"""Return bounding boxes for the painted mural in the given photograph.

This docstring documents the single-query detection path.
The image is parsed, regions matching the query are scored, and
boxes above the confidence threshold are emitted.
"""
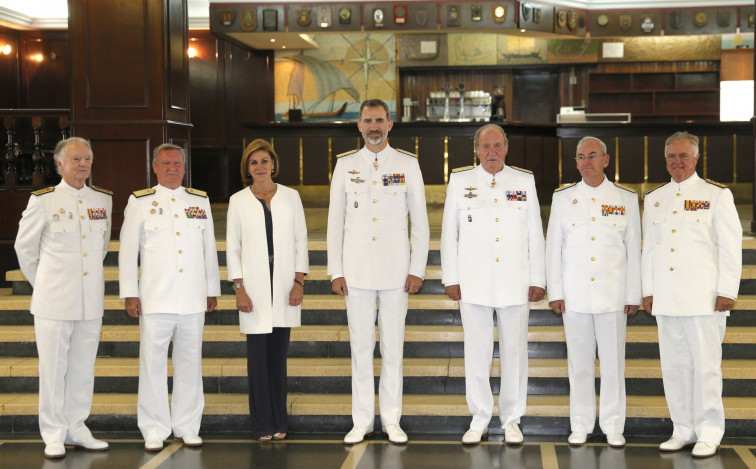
[274,33,396,121]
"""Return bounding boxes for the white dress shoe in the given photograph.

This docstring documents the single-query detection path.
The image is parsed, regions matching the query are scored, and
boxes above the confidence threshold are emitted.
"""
[65,435,109,451]
[145,439,165,452]
[176,435,203,447]
[382,425,408,444]
[568,432,588,446]
[606,433,626,448]
[44,442,66,459]
[659,436,696,452]
[504,423,523,445]
[462,429,488,445]
[692,441,719,458]
[343,427,374,445]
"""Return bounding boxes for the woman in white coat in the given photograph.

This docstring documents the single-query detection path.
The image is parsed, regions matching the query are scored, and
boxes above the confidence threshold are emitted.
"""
[226,139,309,442]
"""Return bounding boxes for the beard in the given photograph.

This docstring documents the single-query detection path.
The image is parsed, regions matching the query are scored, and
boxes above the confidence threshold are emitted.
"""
[363,131,386,146]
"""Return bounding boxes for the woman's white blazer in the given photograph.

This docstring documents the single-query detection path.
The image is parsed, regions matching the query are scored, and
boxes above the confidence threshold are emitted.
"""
[226,185,309,334]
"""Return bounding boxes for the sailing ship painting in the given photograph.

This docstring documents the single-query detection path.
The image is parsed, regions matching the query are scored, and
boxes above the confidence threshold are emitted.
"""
[284,54,360,120]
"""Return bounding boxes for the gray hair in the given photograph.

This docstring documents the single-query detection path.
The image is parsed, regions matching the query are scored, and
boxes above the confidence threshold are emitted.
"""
[53,137,92,176]
[473,124,508,150]
[665,131,700,156]
[152,143,187,165]
[576,136,607,156]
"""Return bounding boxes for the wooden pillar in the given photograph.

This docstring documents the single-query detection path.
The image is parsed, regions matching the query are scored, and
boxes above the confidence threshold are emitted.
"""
[68,0,191,227]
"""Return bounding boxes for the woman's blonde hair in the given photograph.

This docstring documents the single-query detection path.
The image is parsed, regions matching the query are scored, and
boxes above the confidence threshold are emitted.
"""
[240,139,280,186]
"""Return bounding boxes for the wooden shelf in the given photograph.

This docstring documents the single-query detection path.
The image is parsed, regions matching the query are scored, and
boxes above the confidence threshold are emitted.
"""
[588,70,720,122]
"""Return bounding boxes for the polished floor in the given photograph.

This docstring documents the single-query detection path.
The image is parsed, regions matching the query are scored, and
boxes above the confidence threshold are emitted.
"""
[1,434,755,469]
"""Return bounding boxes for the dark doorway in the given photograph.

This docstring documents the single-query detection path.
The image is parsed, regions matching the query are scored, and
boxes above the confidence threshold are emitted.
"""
[511,69,558,123]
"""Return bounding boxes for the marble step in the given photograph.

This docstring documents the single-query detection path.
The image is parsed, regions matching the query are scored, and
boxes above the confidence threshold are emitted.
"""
[0,324,755,360]
[1,357,754,397]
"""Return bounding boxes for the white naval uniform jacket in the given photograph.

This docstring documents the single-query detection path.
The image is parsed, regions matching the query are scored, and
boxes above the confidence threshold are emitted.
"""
[327,145,430,290]
[641,173,741,316]
[226,185,309,334]
[441,164,546,307]
[15,180,112,320]
[119,185,221,315]
[545,176,641,314]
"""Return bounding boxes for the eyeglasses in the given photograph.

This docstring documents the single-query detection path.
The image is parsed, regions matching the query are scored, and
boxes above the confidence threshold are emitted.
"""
[665,153,692,161]
[575,154,600,161]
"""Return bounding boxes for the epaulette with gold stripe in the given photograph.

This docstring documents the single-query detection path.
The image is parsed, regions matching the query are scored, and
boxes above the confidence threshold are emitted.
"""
[554,182,577,193]
[32,186,55,196]
[90,185,113,196]
[133,188,156,198]
[396,148,418,158]
[704,178,727,189]
[613,182,636,194]
[186,187,208,198]
[336,149,359,158]
[452,165,474,173]
[510,165,533,174]
[645,182,669,196]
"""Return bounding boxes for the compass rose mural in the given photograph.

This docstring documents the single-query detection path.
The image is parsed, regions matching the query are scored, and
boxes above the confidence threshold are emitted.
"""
[274,33,396,121]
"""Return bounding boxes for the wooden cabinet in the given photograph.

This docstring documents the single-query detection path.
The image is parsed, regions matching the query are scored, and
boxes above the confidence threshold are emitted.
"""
[588,71,720,122]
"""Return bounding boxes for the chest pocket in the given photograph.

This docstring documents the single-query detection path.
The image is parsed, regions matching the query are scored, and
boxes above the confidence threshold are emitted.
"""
[143,217,172,248]
[49,220,78,252]
[459,200,487,231]
[683,209,713,225]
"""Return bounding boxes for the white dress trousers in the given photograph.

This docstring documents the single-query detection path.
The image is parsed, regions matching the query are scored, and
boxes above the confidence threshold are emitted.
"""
[345,287,408,429]
[138,313,205,441]
[657,315,727,445]
[562,310,627,434]
[460,302,529,431]
[34,316,102,445]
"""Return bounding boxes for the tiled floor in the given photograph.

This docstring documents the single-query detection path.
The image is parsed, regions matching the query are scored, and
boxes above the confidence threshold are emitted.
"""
[1,435,755,469]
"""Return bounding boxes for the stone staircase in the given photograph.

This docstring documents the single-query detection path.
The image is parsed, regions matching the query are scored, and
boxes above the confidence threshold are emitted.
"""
[1,232,755,437]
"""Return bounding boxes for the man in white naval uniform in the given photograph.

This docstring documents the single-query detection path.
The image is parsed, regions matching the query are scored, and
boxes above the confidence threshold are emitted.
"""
[441,124,545,445]
[119,143,220,451]
[15,137,112,459]
[642,131,741,458]
[328,99,430,445]
[545,137,641,448]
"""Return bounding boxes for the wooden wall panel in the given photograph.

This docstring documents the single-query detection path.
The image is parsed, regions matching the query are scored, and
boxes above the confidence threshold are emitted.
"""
[736,134,754,183]
[20,31,69,109]
[0,27,20,108]
[705,135,734,183]
[167,0,190,119]
[189,33,223,146]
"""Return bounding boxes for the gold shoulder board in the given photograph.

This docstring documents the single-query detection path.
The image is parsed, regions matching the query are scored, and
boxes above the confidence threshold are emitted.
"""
[186,187,208,198]
[704,179,727,189]
[510,165,533,174]
[133,188,156,198]
[613,182,636,194]
[554,182,577,193]
[32,186,55,196]
[452,165,475,173]
[644,182,669,196]
[336,149,359,158]
[90,185,113,196]
[396,148,418,158]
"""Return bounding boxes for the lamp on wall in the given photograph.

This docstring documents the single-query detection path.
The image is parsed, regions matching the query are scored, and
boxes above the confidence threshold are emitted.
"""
[1,44,11,55]
[187,46,198,58]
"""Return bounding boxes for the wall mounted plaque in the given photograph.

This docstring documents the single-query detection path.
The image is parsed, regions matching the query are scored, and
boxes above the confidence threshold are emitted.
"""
[298,8,311,27]
[718,11,730,27]
[394,5,407,24]
[641,15,654,33]
[317,7,332,28]
[619,15,632,31]
[567,10,577,30]
[693,12,708,27]
[218,9,236,27]
[596,14,608,27]
[493,5,507,24]
[557,10,567,28]
[670,11,683,29]
[241,8,257,31]
[471,5,482,22]
[415,7,428,26]
[448,5,460,26]
[339,7,351,25]
[373,8,385,28]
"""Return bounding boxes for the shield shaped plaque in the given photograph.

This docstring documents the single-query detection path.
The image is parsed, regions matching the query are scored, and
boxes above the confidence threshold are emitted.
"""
[218,9,236,27]
[241,8,257,31]
[298,8,312,27]
[619,14,632,31]
[415,8,428,26]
